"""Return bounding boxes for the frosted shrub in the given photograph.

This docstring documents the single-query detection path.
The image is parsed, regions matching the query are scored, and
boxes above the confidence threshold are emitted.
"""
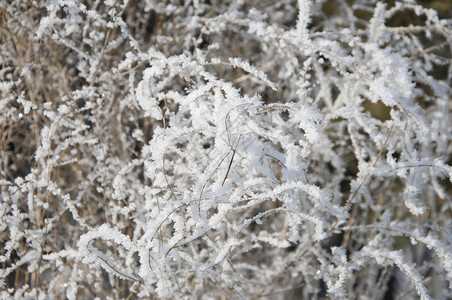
[1,0,451,299]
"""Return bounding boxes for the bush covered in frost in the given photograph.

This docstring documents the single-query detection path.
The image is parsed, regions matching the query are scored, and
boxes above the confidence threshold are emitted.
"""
[1,0,452,299]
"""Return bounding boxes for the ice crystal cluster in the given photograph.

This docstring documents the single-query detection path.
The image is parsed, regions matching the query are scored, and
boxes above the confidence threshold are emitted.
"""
[1,0,452,299]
